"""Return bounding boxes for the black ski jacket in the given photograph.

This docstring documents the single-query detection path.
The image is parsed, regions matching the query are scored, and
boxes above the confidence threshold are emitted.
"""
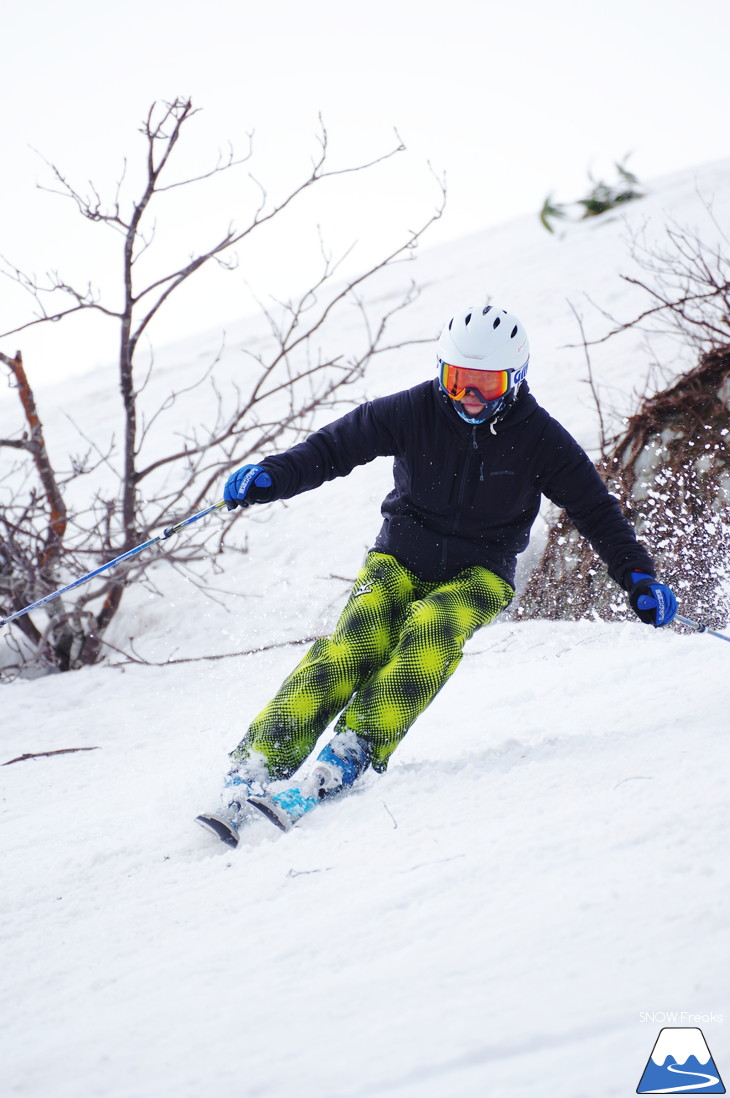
[260,380,653,589]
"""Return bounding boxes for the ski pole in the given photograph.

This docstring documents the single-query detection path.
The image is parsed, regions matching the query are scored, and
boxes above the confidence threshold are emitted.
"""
[675,613,730,644]
[0,500,228,630]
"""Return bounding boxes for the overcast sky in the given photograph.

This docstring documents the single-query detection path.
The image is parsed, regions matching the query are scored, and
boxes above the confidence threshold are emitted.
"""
[2,0,727,386]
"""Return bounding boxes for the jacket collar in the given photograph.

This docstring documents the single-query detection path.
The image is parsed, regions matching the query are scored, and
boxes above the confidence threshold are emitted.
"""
[430,379,538,437]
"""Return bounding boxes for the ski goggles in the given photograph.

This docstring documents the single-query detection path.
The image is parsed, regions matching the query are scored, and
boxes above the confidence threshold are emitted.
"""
[440,360,513,403]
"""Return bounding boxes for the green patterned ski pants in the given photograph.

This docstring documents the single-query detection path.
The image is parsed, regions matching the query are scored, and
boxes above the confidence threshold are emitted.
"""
[232,551,513,778]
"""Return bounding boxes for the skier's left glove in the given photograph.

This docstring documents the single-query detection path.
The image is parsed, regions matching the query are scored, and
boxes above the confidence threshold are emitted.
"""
[628,572,678,628]
[223,464,275,510]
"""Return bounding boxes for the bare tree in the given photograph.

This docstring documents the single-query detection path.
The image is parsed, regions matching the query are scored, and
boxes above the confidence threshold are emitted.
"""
[0,98,445,677]
[584,207,730,352]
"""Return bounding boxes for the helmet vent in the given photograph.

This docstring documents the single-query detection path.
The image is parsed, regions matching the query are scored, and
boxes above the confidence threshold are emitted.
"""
[511,325,518,338]
[448,318,453,330]
[492,316,501,329]
[483,305,492,315]
[464,312,472,325]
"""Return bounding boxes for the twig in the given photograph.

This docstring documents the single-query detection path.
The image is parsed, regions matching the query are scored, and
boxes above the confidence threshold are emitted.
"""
[567,300,608,457]
[3,746,101,765]
[100,634,321,667]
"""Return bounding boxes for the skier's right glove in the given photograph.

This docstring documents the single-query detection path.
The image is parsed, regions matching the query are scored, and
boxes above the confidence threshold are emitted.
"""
[223,464,275,510]
[628,572,678,628]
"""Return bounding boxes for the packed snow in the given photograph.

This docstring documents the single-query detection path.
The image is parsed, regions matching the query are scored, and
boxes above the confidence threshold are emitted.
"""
[2,161,729,1098]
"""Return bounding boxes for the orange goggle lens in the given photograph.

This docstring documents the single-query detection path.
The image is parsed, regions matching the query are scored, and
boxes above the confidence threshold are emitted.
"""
[440,362,510,403]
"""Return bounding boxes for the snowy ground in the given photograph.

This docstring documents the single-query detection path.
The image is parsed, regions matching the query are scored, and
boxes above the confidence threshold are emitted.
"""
[2,161,729,1097]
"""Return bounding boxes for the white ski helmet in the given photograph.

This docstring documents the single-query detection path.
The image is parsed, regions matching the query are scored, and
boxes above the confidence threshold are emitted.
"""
[437,303,530,423]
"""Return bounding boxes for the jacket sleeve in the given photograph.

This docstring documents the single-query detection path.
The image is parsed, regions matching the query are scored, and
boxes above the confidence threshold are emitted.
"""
[539,420,655,589]
[258,393,403,500]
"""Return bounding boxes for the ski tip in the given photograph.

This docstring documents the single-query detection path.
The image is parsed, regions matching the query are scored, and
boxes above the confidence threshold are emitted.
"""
[247,794,295,832]
[195,813,240,848]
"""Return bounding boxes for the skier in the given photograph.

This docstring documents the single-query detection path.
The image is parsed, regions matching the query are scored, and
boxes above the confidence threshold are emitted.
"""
[198,304,677,842]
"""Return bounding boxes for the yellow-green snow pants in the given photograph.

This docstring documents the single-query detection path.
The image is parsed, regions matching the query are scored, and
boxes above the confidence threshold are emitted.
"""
[232,551,513,778]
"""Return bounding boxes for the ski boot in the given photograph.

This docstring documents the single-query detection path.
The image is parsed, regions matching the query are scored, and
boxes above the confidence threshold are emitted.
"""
[195,755,269,847]
[247,729,371,832]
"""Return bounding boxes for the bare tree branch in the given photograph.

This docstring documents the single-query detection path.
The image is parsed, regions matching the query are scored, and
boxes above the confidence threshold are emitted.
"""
[3,747,100,766]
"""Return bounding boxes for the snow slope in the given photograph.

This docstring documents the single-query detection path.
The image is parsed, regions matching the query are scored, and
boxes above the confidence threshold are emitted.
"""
[2,161,729,1098]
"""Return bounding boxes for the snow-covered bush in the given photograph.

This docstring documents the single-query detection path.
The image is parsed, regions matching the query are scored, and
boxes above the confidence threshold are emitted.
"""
[520,346,730,626]
[521,215,730,626]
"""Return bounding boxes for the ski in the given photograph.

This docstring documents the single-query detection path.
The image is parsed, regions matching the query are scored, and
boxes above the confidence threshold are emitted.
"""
[195,812,241,848]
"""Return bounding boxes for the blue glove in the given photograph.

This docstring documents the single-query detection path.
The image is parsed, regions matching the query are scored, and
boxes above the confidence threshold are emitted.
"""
[628,572,678,627]
[223,464,274,510]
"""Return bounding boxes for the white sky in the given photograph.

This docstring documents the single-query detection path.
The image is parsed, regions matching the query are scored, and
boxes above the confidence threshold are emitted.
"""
[1,0,728,387]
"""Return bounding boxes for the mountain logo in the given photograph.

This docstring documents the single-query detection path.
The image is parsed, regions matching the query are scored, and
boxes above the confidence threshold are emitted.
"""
[637,1027,725,1093]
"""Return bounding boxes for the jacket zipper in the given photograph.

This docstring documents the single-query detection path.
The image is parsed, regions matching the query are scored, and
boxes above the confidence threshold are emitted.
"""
[473,427,484,481]
[441,428,480,570]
